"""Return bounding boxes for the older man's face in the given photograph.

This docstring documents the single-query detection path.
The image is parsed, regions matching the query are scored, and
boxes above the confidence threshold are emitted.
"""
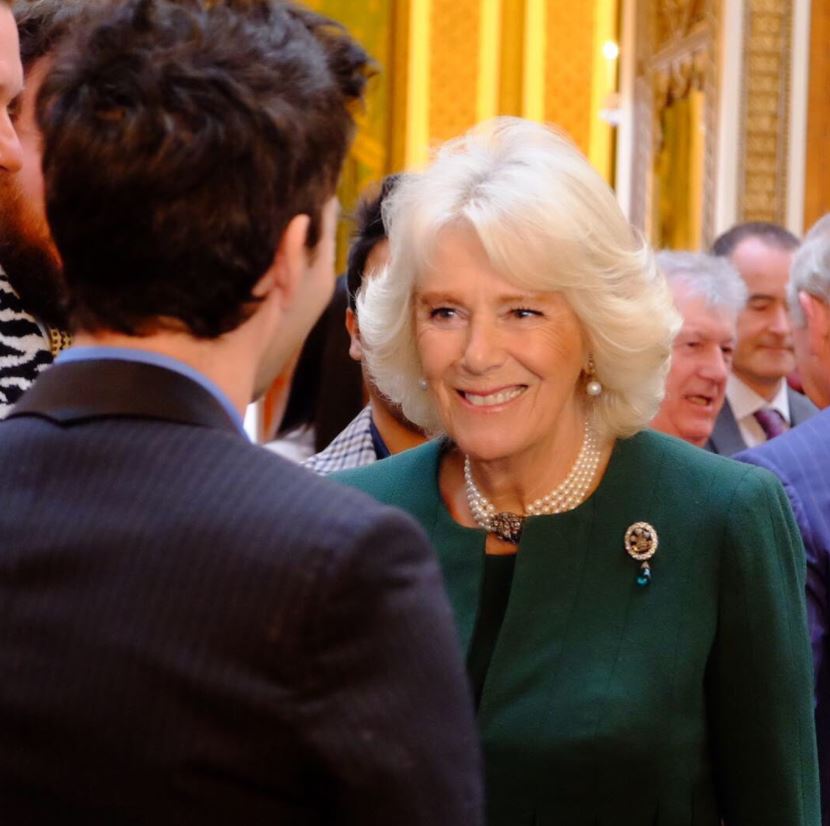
[0,55,65,327]
[651,283,736,447]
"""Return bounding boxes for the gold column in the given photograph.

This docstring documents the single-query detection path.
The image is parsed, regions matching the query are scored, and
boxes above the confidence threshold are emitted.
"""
[805,0,830,226]
[588,0,618,181]
[522,0,547,120]
[499,0,525,115]
[406,0,432,167]
[477,0,503,122]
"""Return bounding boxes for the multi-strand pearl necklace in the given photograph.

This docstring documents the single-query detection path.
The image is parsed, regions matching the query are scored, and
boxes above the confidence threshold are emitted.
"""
[463,419,601,544]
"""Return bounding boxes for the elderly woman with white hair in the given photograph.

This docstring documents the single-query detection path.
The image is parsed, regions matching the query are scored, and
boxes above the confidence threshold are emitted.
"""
[335,118,818,825]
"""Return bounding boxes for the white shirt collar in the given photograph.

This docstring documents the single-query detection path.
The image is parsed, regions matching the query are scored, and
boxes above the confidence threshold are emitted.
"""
[727,374,791,423]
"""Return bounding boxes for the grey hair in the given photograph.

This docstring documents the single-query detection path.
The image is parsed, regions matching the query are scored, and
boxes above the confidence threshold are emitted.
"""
[356,117,681,441]
[789,235,830,326]
[656,251,747,316]
[805,212,830,242]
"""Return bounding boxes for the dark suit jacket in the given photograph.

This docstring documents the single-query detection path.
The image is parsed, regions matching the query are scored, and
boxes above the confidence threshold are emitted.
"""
[735,408,830,825]
[0,359,482,825]
[706,386,818,455]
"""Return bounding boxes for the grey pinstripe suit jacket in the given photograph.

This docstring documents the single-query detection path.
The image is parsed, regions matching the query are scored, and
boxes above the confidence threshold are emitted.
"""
[736,408,830,825]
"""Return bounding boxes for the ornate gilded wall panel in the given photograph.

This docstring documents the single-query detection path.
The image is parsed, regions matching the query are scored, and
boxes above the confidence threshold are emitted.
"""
[738,0,792,223]
[429,0,482,144]
[629,0,719,249]
[655,0,706,43]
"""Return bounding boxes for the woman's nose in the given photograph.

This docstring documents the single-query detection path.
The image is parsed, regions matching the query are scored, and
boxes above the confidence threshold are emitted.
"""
[461,317,504,374]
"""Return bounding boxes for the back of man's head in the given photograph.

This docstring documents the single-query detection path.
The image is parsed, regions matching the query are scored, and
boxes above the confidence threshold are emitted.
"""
[790,235,830,326]
[788,233,830,407]
[711,221,799,258]
[15,0,92,70]
[804,212,830,243]
[37,0,369,338]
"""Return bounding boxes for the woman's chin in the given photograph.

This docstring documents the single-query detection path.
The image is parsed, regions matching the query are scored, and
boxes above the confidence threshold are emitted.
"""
[454,436,525,465]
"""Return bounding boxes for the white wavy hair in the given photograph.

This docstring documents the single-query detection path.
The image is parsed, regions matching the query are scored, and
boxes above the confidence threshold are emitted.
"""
[656,251,747,316]
[356,117,680,439]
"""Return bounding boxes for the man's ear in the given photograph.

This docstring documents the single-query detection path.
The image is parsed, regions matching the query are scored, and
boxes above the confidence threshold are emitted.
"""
[345,307,363,362]
[252,214,311,305]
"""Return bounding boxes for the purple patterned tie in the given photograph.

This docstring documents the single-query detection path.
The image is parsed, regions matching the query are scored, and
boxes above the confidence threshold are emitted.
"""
[753,408,789,441]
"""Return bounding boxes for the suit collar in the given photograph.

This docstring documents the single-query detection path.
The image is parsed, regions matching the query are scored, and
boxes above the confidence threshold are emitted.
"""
[706,398,747,456]
[8,359,244,436]
[788,385,819,425]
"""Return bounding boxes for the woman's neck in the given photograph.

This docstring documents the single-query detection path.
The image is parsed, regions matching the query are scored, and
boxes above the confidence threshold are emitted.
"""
[467,410,590,513]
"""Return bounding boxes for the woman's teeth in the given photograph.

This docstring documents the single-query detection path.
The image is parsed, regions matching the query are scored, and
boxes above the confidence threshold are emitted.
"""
[463,387,524,406]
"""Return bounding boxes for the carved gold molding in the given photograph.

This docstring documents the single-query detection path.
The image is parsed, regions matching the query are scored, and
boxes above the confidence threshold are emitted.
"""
[630,0,719,247]
[738,0,792,223]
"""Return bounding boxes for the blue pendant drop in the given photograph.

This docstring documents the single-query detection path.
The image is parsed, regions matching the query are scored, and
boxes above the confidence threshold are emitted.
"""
[636,562,651,588]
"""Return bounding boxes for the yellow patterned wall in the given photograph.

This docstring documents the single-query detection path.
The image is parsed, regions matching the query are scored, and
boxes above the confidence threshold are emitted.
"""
[300,0,620,187]
[429,0,482,144]
[545,4,596,151]
[297,0,397,265]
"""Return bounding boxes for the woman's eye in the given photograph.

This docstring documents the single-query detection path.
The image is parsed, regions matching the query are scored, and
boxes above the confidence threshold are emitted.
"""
[512,307,541,319]
[429,307,457,320]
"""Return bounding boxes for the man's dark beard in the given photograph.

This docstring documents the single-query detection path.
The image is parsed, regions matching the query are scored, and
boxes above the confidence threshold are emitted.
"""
[0,201,68,330]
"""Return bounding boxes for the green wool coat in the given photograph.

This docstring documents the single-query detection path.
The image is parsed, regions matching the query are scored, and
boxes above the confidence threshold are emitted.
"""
[334,429,820,826]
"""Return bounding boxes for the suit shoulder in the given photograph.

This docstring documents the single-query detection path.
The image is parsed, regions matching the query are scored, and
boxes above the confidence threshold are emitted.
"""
[787,386,819,422]
[735,407,830,477]
[193,435,423,543]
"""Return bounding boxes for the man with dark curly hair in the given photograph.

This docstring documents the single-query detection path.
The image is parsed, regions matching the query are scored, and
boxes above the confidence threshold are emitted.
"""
[0,2,483,823]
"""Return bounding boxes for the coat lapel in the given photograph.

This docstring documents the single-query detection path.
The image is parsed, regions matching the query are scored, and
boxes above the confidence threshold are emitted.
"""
[706,398,746,455]
[788,386,818,426]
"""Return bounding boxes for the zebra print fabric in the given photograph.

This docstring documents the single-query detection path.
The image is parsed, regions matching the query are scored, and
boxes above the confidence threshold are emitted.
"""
[0,268,53,418]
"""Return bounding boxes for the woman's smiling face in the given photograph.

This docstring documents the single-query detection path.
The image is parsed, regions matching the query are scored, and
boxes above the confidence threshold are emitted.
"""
[414,226,588,465]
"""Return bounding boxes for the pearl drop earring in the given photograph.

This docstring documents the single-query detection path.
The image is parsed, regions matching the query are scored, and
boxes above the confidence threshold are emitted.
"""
[586,378,603,397]
[585,356,602,397]
[418,378,428,391]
